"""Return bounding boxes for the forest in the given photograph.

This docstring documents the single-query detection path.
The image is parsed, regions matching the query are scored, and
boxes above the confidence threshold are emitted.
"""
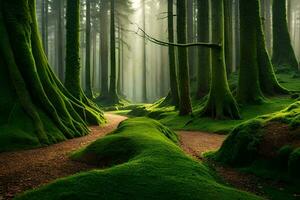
[1,0,300,199]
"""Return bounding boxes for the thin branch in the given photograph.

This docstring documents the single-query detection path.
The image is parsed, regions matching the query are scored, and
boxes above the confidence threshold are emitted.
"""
[121,23,221,49]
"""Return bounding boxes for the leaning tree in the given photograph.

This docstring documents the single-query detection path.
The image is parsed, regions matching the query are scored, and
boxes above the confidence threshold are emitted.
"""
[0,0,105,147]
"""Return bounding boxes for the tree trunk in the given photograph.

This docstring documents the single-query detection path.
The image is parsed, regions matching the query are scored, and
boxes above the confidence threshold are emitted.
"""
[161,0,180,107]
[272,0,298,70]
[85,0,93,98]
[224,0,233,75]
[41,0,48,55]
[0,0,104,149]
[177,0,193,116]
[99,2,109,97]
[201,0,240,119]
[196,0,211,98]
[57,0,64,82]
[237,0,264,104]
[142,0,147,102]
[256,0,289,95]
[187,0,195,83]
[237,0,288,104]
[108,0,119,103]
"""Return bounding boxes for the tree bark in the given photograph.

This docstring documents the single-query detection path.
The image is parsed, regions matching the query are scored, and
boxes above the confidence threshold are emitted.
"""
[237,0,288,104]
[177,0,193,115]
[85,0,93,98]
[99,1,109,97]
[272,0,298,70]
[108,0,119,103]
[201,0,240,119]
[196,0,211,98]
[0,0,104,149]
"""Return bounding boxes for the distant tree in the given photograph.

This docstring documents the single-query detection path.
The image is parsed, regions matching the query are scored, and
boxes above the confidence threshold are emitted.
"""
[0,0,104,145]
[177,0,193,115]
[201,0,240,119]
[272,0,298,70]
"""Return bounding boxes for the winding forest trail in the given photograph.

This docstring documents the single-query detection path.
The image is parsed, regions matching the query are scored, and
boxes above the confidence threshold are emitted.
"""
[0,113,226,200]
[0,114,127,200]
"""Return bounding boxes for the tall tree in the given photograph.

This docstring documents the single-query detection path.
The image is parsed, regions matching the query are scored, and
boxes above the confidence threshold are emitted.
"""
[160,0,180,106]
[98,1,109,98]
[237,0,288,104]
[55,0,65,81]
[237,0,264,104]
[224,0,233,75]
[109,0,118,102]
[0,0,104,146]
[41,0,48,54]
[196,0,211,98]
[85,0,93,98]
[187,0,195,81]
[142,0,147,102]
[177,0,193,115]
[201,0,240,119]
[272,0,298,70]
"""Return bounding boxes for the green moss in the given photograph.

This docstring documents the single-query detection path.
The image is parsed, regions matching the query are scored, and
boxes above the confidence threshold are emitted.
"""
[288,148,300,178]
[209,101,300,182]
[16,118,261,200]
[277,145,294,169]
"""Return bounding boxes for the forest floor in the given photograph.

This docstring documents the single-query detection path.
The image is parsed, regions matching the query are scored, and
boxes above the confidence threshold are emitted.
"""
[1,112,298,200]
[0,113,230,200]
[0,114,126,200]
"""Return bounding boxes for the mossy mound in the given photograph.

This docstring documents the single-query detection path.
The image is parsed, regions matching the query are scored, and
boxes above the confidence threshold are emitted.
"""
[16,118,261,200]
[211,101,300,180]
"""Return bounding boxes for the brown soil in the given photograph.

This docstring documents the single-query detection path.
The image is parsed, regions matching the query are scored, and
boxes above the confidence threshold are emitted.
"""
[259,122,300,158]
[179,131,226,159]
[0,114,127,200]
[179,131,272,198]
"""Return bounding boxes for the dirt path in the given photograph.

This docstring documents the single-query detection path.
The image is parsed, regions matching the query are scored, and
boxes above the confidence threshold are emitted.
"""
[179,131,226,159]
[0,114,127,200]
[0,115,265,200]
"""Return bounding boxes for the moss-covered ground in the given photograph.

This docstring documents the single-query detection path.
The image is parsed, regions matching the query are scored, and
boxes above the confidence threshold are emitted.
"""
[123,72,300,134]
[205,100,300,199]
[16,118,261,200]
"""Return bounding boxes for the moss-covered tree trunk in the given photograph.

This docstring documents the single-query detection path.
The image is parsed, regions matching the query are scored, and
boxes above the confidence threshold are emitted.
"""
[0,0,104,148]
[201,0,240,119]
[177,0,193,116]
[65,0,81,99]
[272,0,298,70]
[237,0,264,104]
[256,0,288,95]
[108,0,119,103]
[237,0,288,104]
[161,0,180,107]
[85,0,93,98]
[196,0,211,98]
